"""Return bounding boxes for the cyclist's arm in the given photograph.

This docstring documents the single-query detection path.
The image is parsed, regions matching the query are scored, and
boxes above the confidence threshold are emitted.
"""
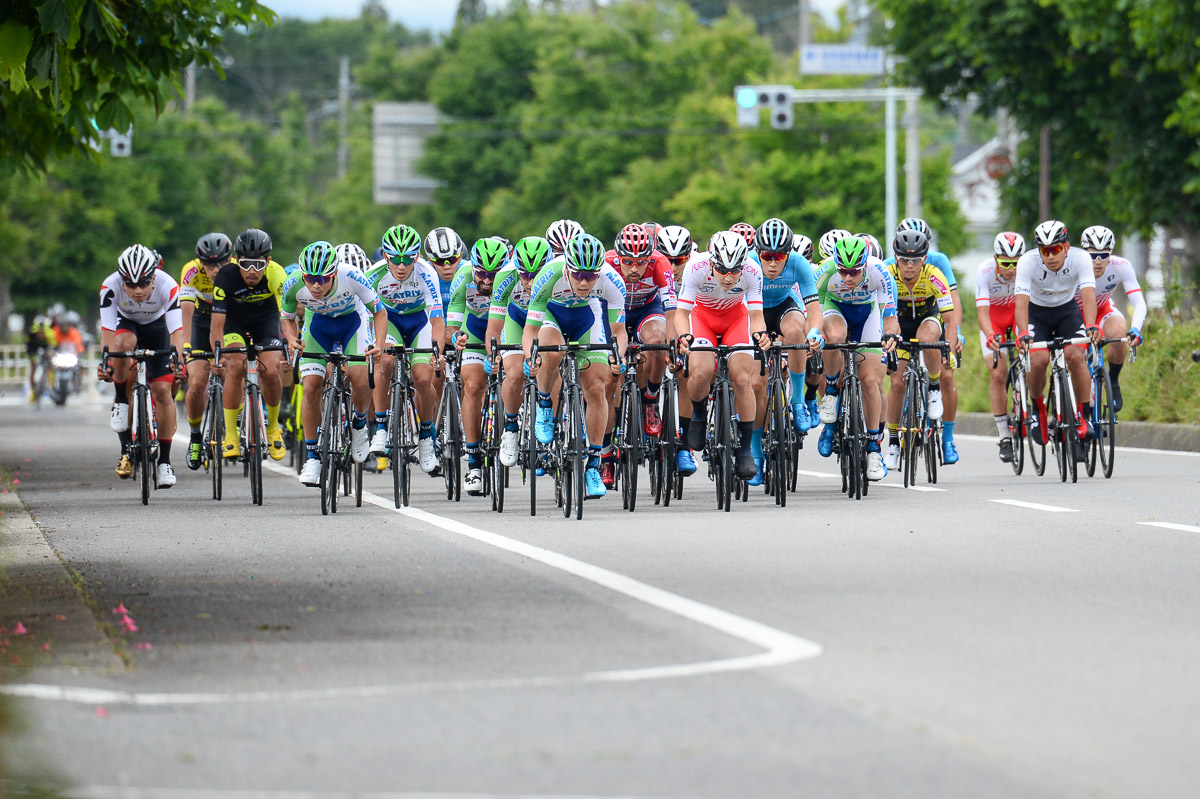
[181,299,195,351]
[522,267,557,360]
[1014,294,1030,341]
[368,305,387,358]
[209,311,226,355]
[281,318,301,355]
[1118,263,1148,331]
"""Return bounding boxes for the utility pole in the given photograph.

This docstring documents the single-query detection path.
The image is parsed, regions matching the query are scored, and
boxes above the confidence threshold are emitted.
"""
[905,93,921,221]
[797,0,809,67]
[184,63,195,113]
[338,56,350,179]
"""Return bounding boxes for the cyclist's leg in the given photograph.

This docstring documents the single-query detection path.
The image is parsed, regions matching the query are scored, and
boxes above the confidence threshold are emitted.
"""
[184,315,211,438]
[1099,303,1129,407]
[219,327,248,455]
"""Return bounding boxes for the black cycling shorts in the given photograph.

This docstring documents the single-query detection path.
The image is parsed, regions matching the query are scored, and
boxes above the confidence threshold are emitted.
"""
[114,314,173,382]
[222,313,283,350]
[1028,299,1085,343]
[762,296,803,337]
[189,316,212,362]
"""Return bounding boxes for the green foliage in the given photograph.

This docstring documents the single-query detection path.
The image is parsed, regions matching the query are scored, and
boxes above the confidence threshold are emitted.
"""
[0,0,277,171]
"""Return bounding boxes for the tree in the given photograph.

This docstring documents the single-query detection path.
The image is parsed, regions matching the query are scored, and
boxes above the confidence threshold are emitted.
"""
[0,0,277,171]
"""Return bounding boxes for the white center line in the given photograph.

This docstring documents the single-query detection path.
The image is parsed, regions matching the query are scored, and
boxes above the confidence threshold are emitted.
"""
[988,498,1078,513]
[794,469,946,491]
[1138,521,1200,534]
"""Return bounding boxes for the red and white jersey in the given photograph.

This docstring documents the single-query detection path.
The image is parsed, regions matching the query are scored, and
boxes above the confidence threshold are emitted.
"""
[974,257,1016,311]
[671,249,705,295]
[1075,254,1146,329]
[676,255,763,313]
[99,270,183,333]
[604,250,677,311]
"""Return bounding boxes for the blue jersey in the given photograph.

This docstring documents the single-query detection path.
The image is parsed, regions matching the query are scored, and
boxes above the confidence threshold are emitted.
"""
[749,251,818,308]
[884,250,958,289]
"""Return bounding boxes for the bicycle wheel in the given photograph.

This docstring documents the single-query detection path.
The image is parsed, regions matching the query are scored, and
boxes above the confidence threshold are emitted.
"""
[136,386,152,505]
[901,379,918,489]
[715,382,734,512]
[390,374,405,508]
[844,378,863,501]
[442,386,462,502]
[1047,378,1067,483]
[205,382,224,500]
[1084,371,1099,479]
[490,383,506,513]
[521,383,538,516]
[355,460,364,507]
[247,385,264,506]
[1026,374,1046,477]
[770,385,788,507]
[319,386,337,515]
[569,386,585,520]
[622,383,641,512]
[1060,370,1079,484]
[660,379,677,507]
[1006,367,1026,476]
[1095,365,1116,479]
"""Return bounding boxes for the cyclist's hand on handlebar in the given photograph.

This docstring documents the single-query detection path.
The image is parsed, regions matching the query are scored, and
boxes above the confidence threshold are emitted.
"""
[453,331,467,351]
[806,328,825,352]
[363,343,383,359]
[676,333,694,356]
[752,330,770,351]
[881,332,901,354]
[1018,333,1033,351]
[1085,324,1101,344]
[987,333,1003,352]
[96,363,112,382]
[1128,327,1142,347]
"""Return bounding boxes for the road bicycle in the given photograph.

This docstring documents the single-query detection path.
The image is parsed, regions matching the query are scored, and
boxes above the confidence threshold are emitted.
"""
[895,340,950,488]
[483,341,522,513]
[760,338,809,506]
[611,342,672,513]
[302,349,373,515]
[436,350,464,502]
[218,343,287,506]
[822,341,895,501]
[383,343,440,508]
[1082,338,1132,480]
[102,347,179,506]
[1028,336,1091,484]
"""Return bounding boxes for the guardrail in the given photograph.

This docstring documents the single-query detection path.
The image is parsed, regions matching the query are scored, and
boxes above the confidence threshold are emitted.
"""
[0,343,103,382]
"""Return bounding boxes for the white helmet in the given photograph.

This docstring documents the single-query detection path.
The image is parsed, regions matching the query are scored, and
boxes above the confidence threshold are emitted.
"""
[857,233,882,260]
[993,232,1026,258]
[1080,225,1114,252]
[792,234,814,261]
[656,225,693,259]
[818,229,852,260]
[117,244,160,284]
[545,219,584,256]
[708,230,748,271]
[1033,220,1069,248]
[335,242,372,271]
[423,226,465,261]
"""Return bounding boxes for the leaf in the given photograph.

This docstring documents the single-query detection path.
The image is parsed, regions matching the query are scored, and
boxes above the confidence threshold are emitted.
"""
[37,0,74,41]
[0,20,34,91]
[29,42,53,82]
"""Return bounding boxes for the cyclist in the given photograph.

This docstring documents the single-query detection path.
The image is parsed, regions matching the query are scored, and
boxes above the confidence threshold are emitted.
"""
[523,233,628,499]
[98,244,185,486]
[486,236,552,468]
[367,225,444,473]
[1014,220,1100,457]
[818,229,852,263]
[885,218,965,463]
[730,222,757,249]
[1077,225,1145,412]
[179,233,232,466]
[656,224,701,478]
[448,238,509,495]
[813,236,900,481]
[281,241,387,486]
[883,229,953,470]
[745,217,824,485]
[545,219,585,259]
[977,231,1025,462]
[208,228,290,462]
[25,316,56,402]
[674,230,768,482]
[423,226,466,325]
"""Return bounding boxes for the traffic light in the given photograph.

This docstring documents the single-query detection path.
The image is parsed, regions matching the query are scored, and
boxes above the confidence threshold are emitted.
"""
[110,129,132,157]
[733,85,794,130]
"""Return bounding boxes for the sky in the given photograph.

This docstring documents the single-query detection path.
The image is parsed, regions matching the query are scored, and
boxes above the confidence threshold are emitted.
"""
[266,0,840,34]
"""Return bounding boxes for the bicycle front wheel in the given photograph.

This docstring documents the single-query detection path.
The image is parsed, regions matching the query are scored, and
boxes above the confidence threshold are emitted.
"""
[570,386,586,520]
[901,379,919,489]
[844,379,863,501]
[136,386,152,505]
[770,385,788,506]
[659,379,677,507]
[621,384,641,512]
[1096,366,1116,478]
[1006,367,1026,476]
[247,386,264,506]
[205,383,224,500]
[716,382,734,512]
[319,387,338,515]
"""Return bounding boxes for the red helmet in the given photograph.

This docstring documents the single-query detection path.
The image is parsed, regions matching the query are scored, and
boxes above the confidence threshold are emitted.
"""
[615,224,653,259]
[730,222,756,247]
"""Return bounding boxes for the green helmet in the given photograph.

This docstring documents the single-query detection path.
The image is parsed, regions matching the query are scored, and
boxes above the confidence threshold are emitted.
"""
[564,233,606,272]
[513,236,551,275]
[833,236,868,270]
[298,240,338,277]
[381,224,421,258]
[471,237,509,273]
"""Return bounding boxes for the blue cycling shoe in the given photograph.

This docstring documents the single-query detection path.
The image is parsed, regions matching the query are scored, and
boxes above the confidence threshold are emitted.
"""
[747,457,765,486]
[817,425,835,457]
[584,466,607,498]
[792,402,809,433]
[535,405,554,445]
[942,440,959,465]
[806,399,819,428]
[676,449,697,476]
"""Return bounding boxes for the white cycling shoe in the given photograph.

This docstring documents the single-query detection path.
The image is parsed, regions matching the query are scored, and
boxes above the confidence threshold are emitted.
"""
[110,402,130,432]
[156,462,177,488]
[866,450,887,481]
[418,438,438,473]
[500,429,519,467]
[464,468,484,495]
[370,428,389,455]
[928,389,944,421]
[818,394,838,425]
[884,443,901,471]
[299,458,322,486]
[350,425,371,463]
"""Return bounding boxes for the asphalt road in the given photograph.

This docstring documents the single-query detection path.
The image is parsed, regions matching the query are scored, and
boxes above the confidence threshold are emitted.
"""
[1,395,1199,799]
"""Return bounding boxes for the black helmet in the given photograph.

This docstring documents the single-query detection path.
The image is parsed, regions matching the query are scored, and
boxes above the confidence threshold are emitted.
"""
[235,228,272,259]
[196,232,233,263]
[892,229,929,259]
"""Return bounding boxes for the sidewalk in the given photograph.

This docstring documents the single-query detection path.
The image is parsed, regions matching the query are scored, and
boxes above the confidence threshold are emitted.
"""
[954,413,1200,453]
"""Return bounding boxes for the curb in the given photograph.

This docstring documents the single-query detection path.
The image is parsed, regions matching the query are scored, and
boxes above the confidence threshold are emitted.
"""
[954,413,1200,453]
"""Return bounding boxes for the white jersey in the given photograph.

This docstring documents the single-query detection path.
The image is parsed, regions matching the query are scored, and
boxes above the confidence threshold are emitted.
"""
[99,271,184,333]
[370,259,443,317]
[676,255,763,313]
[1076,254,1147,329]
[974,258,1016,311]
[1014,247,1095,307]
[671,250,706,295]
[281,264,382,320]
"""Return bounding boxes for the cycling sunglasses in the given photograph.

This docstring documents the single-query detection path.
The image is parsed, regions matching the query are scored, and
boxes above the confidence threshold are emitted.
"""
[1088,251,1112,261]
[239,258,268,272]
[568,268,600,282]
[836,267,864,278]
[711,263,743,275]
[473,268,496,283]
[896,256,924,266]
[123,276,154,289]
[1038,243,1067,257]
[996,257,1019,269]
[302,272,334,286]
[665,255,689,267]
[760,250,789,262]
[619,256,650,268]
[199,257,230,268]
[430,255,460,267]
[387,252,418,266]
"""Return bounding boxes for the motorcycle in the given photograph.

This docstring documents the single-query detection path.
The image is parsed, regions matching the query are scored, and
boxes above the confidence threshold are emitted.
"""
[50,346,81,406]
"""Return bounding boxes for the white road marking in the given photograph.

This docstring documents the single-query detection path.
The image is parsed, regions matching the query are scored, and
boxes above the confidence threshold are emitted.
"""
[955,433,1200,458]
[1,463,822,706]
[72,790,713,799]
[794,469,945,491]
[1138,521,1200,534]
[988,498,1078,513]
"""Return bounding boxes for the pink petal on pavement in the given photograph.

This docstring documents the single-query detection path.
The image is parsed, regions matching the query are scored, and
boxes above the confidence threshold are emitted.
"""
[95,707,109,718]
[11,479,19,485]
[112,604,129,615]
[13,622,28,636]
[121,616,139,632]
[134,642,153,650]
[41,643,50,651]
